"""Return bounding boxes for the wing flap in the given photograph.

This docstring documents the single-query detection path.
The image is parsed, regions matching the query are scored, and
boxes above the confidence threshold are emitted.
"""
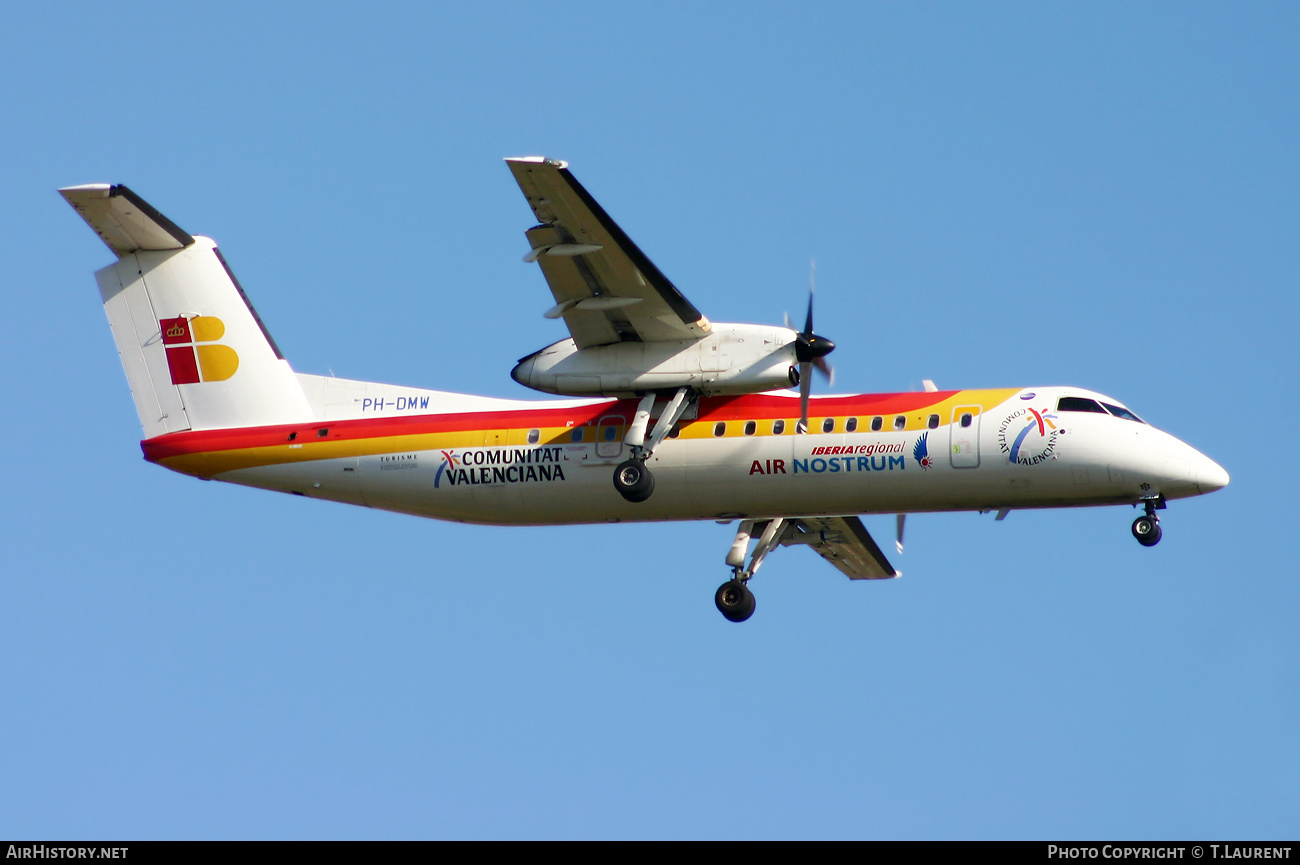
[790,516,899,580]
[59,184,194,258]
[506,157,711,348]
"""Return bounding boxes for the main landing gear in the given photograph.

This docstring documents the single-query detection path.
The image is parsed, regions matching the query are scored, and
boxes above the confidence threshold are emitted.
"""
[713,518,789,623]
[715,579,756,623]
[612,460,654,502]
[1131,495,1166,547]
[612,387,697,504]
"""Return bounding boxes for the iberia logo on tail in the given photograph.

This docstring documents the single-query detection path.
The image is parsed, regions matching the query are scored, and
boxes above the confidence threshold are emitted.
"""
[160,316,239,384]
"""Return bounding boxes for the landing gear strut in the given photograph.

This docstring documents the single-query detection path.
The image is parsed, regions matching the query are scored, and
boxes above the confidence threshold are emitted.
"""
[712,518,789,623]
[1131,495,1165,547]
[612,387,696,503]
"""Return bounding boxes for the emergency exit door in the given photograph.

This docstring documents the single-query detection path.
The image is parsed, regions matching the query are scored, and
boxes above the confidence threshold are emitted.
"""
[950,406,982,468]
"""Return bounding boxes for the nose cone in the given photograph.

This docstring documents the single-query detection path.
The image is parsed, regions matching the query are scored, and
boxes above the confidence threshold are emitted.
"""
[511,355,536,389]
[1195,452,1230,494]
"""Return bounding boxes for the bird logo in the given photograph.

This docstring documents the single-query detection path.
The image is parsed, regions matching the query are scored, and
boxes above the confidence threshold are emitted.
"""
[913,431,933,470]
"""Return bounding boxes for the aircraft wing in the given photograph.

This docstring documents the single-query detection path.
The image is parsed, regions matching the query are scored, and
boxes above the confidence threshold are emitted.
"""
[789,516,899,580]
[505,157,712,349]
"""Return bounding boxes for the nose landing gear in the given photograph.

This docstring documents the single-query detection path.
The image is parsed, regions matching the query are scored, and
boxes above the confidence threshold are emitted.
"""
[1132,515,1162,546]
[1131,495,1165,547]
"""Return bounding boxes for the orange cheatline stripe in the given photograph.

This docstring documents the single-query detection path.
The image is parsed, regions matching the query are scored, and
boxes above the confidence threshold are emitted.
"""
[145,388,1021,477]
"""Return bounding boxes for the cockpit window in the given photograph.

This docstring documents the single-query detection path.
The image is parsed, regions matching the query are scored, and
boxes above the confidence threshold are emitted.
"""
[1057,396,1107,414]
[1102,403,1145,423]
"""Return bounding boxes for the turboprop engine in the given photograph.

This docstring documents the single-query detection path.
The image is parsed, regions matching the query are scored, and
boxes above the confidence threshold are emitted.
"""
[512,323,805,397]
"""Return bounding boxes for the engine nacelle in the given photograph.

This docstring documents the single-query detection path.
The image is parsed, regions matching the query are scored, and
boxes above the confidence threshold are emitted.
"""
[512,323,800,397]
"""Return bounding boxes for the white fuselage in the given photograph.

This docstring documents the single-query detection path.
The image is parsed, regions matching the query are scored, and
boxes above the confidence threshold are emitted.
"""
[161,384,1227,526]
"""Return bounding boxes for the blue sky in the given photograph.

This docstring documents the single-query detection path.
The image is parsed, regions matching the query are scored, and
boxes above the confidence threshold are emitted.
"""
[2,1,1296,839]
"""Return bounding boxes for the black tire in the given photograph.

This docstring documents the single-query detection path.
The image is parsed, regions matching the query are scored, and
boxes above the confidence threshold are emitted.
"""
[613,459,655,503]
[1132,515,1162,547]
[714,579,757,623]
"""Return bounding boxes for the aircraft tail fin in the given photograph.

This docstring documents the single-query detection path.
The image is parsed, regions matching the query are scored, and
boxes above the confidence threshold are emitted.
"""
[61,184,312,438]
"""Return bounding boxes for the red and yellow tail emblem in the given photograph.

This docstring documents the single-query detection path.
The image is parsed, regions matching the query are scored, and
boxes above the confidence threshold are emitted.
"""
[160,316,239,384]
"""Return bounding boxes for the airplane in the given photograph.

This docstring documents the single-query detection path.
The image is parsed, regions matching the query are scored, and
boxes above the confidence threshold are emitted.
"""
[60,157,1229,623]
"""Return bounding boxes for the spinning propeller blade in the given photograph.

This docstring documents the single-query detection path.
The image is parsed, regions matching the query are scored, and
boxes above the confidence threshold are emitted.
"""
[793,262,835,434]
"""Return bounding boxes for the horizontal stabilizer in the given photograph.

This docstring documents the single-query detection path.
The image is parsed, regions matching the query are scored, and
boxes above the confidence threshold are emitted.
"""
[62,184,311,438]
[59,184,193,257]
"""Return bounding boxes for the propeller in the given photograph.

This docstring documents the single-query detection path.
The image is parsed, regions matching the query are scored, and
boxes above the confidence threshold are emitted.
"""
[791,262,835,434]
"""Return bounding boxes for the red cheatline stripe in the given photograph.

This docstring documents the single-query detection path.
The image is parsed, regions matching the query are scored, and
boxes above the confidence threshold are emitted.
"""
[141,390,965,461]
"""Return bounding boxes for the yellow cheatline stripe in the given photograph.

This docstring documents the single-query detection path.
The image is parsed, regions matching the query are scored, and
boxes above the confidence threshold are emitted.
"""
[671,389,1019,439]
[161,389,1020,476]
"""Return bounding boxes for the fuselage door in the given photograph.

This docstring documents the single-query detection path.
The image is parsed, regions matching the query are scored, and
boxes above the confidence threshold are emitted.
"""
[596,415,626,458]
[950,406,982,468]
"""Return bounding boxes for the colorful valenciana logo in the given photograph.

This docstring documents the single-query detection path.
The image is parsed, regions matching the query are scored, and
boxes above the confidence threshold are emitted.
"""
[997,406,1061,465]
[433,450,460,488]
[160,316,238,384]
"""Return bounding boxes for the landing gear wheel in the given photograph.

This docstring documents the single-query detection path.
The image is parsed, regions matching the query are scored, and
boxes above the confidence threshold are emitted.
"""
[714,579,756,623]
[613,459,655,503]
[1132,515,1162,547]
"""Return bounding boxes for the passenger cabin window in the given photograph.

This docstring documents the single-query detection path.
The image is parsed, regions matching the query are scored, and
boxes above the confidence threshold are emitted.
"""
[668,424,681,438]
[1058,396,1107,414]
[1102,403,1145,423]
[570,428,584,442]
[822,418,835,433]
[772,419,786,435]
[527,428,540,444]
[893,415,906,431]
[871,416,883,432]
[846,417,858,433]
[960,413,973,428]
[927,414,939,429]
[602,425,618,442]
[743,420,756,436]
[713,422,726,437]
